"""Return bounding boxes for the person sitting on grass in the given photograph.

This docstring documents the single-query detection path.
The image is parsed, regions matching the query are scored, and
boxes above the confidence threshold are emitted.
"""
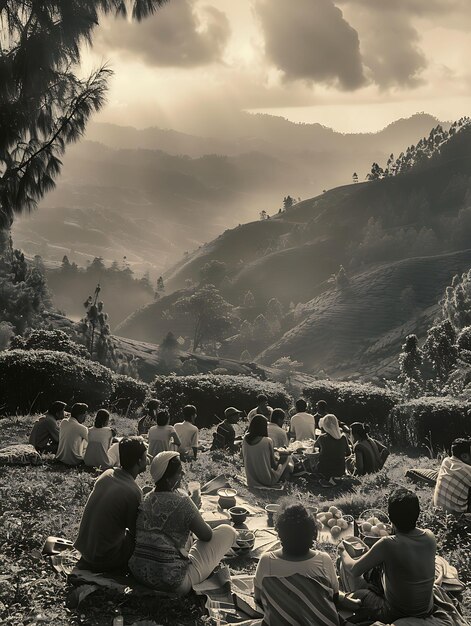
[267,408,289,448]
[137,399,160,435]
[255,502,358,625]
[56,403,89,466]
[75,437,148,573]
[339,488,436,623]
[210,407,242,452]
[129,451,237,594]
[29,400,66,454]
[316,414,351,480]
[313,399,328,429]
[348,422,389,476]
[290,398,316,441]
[84,409,114,469]
[247,394,273,420]
[174,405,199,461]
[434,438,471,517]
[148,410,181,457]
[242,414,291,488]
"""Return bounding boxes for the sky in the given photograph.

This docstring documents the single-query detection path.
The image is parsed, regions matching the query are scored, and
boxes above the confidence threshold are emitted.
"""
[81,0,471,134]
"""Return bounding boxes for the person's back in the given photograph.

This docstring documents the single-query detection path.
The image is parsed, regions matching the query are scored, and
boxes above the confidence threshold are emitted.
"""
[29,414,59,452]
[381,529,436,618]
[290,412,316,440]
[317,433,350,478]
[243,437,279,487]
[84,426,113,468]
[290,399,315,440]
[75,438,146,571]
[434,439,471,514]
[56,404,89,466]
[267,422,288,448]
[148,424,178,456]
[354,438,381,475]
[175,406,199,459]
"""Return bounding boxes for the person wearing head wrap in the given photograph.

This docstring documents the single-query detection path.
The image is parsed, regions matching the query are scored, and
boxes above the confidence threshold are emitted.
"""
[129,452,236,594]
[316,414,351,479]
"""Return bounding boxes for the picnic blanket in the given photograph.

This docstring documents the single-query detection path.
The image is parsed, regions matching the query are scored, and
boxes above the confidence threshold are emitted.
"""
[405,468,439,487]
[0,443,41,466]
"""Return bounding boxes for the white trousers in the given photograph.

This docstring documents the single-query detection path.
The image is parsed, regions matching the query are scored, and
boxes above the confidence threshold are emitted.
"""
[178,524,237,595]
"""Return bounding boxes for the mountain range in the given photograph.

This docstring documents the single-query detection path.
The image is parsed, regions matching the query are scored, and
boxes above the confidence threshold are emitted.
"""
[13,112,445,281]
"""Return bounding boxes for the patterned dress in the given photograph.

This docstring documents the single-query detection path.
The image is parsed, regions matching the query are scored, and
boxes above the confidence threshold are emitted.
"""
[129,490,199,591]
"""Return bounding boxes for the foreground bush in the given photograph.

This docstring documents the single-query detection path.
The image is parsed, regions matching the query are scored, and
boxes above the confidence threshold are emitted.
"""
[387,396,471,451]
[303,380,398,428]
[152,374,291,427]
[0,350,113,415]
[110,374,149,415]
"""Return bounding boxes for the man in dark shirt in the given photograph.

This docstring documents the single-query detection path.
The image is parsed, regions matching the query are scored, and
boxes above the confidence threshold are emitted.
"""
[29,401,66,453]
[75,437,148,572]
[211,407,242,452]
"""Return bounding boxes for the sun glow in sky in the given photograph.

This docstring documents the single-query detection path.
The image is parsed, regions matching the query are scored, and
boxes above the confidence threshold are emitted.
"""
[82,0,471,134]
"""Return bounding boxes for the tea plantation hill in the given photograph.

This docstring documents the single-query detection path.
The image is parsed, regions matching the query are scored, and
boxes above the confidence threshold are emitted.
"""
[116,125,471,380]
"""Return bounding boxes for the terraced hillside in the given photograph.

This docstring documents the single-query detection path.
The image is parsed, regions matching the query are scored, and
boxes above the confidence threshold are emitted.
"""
[258,249,471,380]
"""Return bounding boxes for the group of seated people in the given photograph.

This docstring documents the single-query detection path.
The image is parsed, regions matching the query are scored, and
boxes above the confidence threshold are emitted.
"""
[237,396,390,488]
[74,444,459,626]
[26,395,470,624]
[29,399,200,468]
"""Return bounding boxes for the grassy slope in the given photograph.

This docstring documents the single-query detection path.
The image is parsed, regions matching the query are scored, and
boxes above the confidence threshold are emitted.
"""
[1,416,469,625]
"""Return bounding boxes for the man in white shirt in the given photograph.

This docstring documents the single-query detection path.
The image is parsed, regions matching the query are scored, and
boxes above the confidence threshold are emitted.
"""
[174,405,199,460]
[290,399,316,441]
[247,394,273,420]
[268,409,289,448]
[56,403,89,465]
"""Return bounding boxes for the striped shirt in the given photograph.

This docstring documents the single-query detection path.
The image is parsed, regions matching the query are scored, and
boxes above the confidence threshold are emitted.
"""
[254,551,340,626]
[434,456,471,514]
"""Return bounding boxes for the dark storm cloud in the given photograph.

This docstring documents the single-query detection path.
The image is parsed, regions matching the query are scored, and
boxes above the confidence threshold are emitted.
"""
[98,0,230,67]
[255,0,366,91]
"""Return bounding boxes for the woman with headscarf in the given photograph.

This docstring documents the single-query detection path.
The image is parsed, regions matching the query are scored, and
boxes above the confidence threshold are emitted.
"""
[129,451,236,594]
[242,414,291,487]
[316,414,351,479]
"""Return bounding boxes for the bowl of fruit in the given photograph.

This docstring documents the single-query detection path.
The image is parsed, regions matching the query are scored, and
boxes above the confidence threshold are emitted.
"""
[358,509,392,546]
[317,506,352,540]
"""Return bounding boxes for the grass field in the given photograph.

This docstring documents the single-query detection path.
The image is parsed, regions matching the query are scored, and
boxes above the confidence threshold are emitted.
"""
[0,415,470,625]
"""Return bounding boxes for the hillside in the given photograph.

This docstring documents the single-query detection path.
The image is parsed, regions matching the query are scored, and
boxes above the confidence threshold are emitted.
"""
[12,113,444,278]
[259,249,471,380]
[117,125,471,379]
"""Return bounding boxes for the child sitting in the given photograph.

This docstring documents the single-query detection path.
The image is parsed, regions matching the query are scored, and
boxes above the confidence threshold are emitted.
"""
[148,410,181,457]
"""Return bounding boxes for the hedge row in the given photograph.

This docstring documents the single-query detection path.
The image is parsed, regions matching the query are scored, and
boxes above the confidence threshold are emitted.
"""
[110,374,150,415]
[387,397,471,451]
[152,374,291,428]
[302,380,398,428]
[0,349,114,414]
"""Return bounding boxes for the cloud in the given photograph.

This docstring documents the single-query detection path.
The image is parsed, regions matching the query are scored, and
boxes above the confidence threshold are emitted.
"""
[97,0,230,67]
[254,0,366,91]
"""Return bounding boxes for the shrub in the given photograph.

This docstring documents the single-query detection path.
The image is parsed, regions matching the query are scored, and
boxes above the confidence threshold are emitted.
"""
[10,329,88,358]
[110,374,149,415]
[0,350,113,415]
[302,380,398,428]
[387,397,471,451]
[151,374,291,427]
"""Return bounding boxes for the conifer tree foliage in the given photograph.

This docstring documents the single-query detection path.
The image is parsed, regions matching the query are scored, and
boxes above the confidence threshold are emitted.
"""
[0,0,168,230]
[398,334,423,397]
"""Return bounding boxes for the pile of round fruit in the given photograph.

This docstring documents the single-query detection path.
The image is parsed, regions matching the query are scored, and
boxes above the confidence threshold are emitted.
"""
[317,506,351,538]
[359,515,391,540]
